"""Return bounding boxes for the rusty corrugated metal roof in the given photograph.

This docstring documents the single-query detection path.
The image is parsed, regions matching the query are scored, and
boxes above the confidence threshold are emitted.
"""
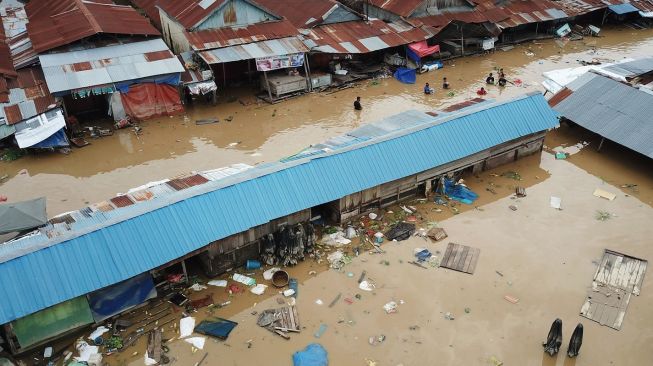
[0,6,38,69]
[3,104,20,124]
[0,66,56,126]
[555,0,616,17]
[156,0,228,30]
[305,19,432,54]
[199,36,308,64]
[0,17,16,78]
[368,0,423,17]
[547,87,573,107]
[633,0,653,12]
[26,0,160,53]
[133,0,163,28]
[110,195,135,208]
[254,0,354,28]
[494,0,569,28]
[186,19,299,50]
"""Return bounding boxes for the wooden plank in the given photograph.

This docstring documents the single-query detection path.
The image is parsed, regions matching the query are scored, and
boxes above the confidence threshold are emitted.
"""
[455,245,470,271]
[462,249,474,273]
[467,248,480,274]
[292,306,300,329]
[441,243,454,267]
[634,261,648,295]
[441,243,480,274]
[450,244,464,269]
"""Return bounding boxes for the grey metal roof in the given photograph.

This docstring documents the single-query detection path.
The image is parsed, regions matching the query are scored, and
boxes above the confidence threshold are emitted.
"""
[601,57,653,79]
[39,39,184,93]
[0,123,16,140]
[553,73,653,158]
[198,37,309,64]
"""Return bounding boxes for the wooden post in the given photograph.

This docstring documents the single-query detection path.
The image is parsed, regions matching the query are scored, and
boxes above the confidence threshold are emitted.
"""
[602,8,608,25]
[263,71,273,102]
[181,259,188,284]
[535,22,539,37]
[303,53,312,92]
[247,59,252,83]
[460,27,464,56]
[222,63,226,89]
[597,137,605,152]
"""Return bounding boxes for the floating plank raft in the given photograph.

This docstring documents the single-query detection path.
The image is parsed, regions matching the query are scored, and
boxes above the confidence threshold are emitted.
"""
[580,249,647,330]
[440,243,480,274]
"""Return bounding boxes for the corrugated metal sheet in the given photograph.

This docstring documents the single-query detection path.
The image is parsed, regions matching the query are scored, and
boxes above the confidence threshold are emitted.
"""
[555,0,617,17]
[0,122,15,140]
[186,19,299,50]
[368,0,423,17]
[0,67,56,126]
[133,0,163,28]
[0,93,558,324]
[305,19,432,54]
[0,6,36,70]
[198,36,308,64]
[601,57,653,79]
[495,0,569,29]
[26,0,160,53]
[633,0,653,12]
[553,73,653,158]
[0,15,16,78]
[156,0,227,29]
[608,3,640,14]
[39,39,184,94]
[254,0,350,28]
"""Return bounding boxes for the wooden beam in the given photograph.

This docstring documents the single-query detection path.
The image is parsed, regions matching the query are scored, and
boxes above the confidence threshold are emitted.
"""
[264,71,273,102]
[597,137,605,152]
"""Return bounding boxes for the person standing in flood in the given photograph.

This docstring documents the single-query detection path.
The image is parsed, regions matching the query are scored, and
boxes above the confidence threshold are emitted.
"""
[442,77,450,89]
[424,83,434,94]
[486,73,495,84]
[354,96,362,110]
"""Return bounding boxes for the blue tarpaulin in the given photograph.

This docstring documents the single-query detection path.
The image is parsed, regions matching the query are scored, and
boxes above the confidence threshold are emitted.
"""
[608,3,639,14]
[30,128,69,149]
[115,74,182,94]
[87,273,157,322]
[394,67,417,84]
[406,47,421,63]
[293,343,328,366]
[438,178,479,205]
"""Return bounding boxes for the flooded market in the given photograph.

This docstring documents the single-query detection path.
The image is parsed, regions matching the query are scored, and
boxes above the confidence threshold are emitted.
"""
[1,1,653,366]
[1,27,653,214]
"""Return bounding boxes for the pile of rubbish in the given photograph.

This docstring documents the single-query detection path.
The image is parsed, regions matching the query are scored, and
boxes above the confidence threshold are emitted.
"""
[261,223,316,267]
[437,178,479,205]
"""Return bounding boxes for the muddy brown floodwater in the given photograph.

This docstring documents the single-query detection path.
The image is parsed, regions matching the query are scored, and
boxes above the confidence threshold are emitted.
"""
[1,26,652,215]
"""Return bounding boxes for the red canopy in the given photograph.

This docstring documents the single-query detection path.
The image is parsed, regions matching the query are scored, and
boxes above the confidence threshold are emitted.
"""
[408,41,440,58]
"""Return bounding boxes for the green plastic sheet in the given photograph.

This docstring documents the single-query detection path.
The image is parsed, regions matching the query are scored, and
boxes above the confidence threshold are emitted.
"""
[12,296,93,348]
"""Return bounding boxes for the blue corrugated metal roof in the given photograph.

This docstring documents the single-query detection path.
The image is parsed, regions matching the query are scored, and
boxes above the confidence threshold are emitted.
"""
[608,3,639,14]
[0,93,558,324]
[552,73,653,158]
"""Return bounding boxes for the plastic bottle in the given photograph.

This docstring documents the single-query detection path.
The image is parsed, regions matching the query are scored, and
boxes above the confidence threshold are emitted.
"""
[314,324,327,338]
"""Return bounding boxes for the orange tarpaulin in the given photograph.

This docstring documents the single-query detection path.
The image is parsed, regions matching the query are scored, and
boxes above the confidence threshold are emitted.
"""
[408,41,440,58]
[120,83,183,121]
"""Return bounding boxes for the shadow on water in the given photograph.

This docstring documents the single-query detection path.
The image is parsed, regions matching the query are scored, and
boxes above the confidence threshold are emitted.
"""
[542,352,559,366]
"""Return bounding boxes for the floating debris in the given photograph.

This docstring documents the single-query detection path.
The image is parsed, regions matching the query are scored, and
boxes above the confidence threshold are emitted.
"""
[595,210,613,221]
[500,171,522,180]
